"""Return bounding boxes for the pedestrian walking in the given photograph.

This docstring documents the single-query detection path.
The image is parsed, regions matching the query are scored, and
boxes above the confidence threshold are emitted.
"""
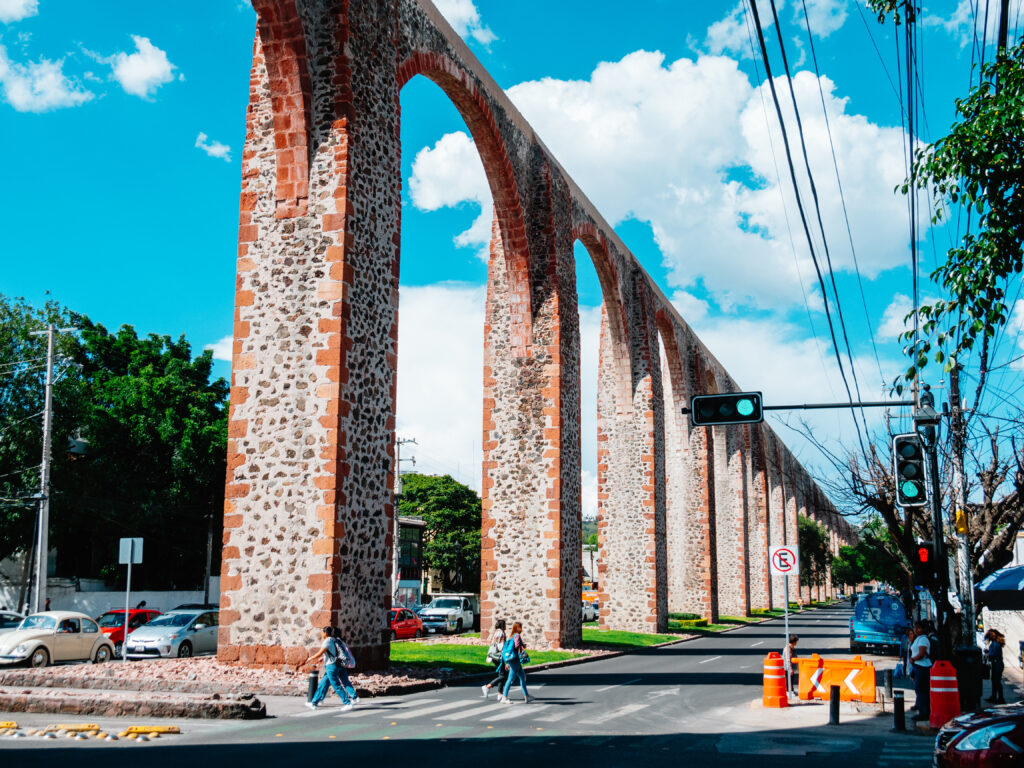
[481,618,508,699]
[305,627,360,711]
[985,629,1006,704]
[909,621,933,721]
[782,634,799,693]
[499,621,535,704]
[44,598,50,611]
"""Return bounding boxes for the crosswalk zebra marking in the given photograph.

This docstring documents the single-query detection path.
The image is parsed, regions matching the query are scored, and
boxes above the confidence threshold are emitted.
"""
[578,702,650,725]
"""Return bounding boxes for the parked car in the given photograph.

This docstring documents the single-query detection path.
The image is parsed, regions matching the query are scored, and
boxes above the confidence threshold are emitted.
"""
[582,600,597,622]
[0,611,25,634]
[0,611,114,667]
[96,608,162,658]
[849,592,909,654]
[124,609,219,659]
[171,603,219,611]
[935,702,1024,767]
[389,608,424,640]
[418,595,474,634]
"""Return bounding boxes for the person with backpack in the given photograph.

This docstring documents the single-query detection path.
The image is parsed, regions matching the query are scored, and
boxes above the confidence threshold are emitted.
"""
[499,621,535,704]
[481,618,508,699]
[305,626,360,711]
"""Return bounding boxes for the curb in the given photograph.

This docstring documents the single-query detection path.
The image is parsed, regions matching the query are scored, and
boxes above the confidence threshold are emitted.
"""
[0,688,267,720]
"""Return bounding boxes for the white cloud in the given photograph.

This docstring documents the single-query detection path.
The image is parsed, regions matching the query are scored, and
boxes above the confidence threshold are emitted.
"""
[433,0,495,46]
[195,131,232,162]
[705,1,762,59]
[0,44,93,112]
[670,290,710,325]
[926,0,1024,47]
[0,0,36,23]
[799,0,849,38]
[1009,303,1024,371]
[205,335,234,362]
[409,131,491,259]
[877,293,913,340]
[704,1,848,58]
[108,35,176,98]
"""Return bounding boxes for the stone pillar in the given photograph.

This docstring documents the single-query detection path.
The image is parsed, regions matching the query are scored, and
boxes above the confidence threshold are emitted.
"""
[747,427,771,611]
[714,404,750,618]
[596,284,667,634]
[768,437,787,610]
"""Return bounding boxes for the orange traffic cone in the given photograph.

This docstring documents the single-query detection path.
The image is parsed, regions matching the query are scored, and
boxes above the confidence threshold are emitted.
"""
[929,660,961,728]
[763,652,789,708]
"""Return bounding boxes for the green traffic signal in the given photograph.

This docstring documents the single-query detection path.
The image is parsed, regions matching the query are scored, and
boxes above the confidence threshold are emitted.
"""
[892,433,928,508]
[736,399,754,417]
[689,392,764,426]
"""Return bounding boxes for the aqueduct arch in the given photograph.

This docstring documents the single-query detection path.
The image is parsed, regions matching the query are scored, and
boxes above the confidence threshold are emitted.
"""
[219,0,848,668]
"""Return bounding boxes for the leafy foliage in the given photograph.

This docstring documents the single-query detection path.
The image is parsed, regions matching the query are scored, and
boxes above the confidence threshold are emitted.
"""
[831,517,910,587]
[397,473,481,592]
[798,514,832,590]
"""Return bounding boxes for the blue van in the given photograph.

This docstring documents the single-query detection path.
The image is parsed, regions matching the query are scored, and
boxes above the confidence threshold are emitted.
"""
[849,592,909,653]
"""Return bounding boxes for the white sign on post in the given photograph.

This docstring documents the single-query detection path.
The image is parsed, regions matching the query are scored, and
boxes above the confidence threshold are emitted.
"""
[119,538,143,662]
[769,545,800,695]
[769,545,799,576]
[119,538,143,564]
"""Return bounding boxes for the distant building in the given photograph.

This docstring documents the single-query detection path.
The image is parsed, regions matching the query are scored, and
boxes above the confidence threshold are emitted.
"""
[394,516,425,608]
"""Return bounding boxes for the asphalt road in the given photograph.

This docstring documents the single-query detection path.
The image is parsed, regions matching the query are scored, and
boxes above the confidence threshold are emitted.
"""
[3,604,938,766]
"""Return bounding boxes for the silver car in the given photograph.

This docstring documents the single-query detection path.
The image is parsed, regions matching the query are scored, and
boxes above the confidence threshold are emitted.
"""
[124,610,219,659]
[0,611,24,634]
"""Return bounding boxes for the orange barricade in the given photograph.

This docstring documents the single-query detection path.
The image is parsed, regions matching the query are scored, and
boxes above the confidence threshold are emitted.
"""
[796,654,824,700]
[929,661,961,728]
[762,652,789,708]
[795,654,876,703]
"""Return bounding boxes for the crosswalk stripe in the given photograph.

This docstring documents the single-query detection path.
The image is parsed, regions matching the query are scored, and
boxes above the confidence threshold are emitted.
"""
[338,697,438,718]
[578,702,650,725]
[534,707,577,722]
[436,702,506,721]
[391,700,476,719]
[481,704,551,722]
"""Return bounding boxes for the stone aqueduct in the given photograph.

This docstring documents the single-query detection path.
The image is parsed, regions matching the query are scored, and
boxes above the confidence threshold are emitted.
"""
[217,0,855,668]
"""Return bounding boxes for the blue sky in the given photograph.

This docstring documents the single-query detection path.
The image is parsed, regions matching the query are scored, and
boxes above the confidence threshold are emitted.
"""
[1,0,1021,515]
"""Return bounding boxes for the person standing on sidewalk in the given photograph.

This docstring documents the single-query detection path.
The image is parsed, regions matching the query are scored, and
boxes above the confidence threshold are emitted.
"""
[909,621,933,720]
[985,629,1007,704]
[305,626,359,711]
[782,634,799,693]
[481,618,507,699]
[499,621,535,704]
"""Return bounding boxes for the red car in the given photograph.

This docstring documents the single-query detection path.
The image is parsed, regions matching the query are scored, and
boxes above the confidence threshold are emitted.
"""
[935,702,1024,767]
[389,608,423,640]
[96,609,162,658]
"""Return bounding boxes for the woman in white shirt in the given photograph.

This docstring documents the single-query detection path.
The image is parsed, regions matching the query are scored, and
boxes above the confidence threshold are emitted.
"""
[909,621,932,721]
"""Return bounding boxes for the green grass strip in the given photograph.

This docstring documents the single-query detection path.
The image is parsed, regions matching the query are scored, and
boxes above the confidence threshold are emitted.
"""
[389,642,583,673]
[581,627,678,648]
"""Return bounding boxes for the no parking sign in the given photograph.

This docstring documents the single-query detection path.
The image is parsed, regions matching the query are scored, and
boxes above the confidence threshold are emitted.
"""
[770,545,800,576]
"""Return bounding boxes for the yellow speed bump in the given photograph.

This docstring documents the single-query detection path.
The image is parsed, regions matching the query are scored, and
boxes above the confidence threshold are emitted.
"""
[125,725,180,734]
[55,723,101,732]
[0,722,17,729]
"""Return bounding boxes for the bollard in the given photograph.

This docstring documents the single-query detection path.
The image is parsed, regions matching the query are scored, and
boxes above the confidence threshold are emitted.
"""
[883,668,894,700]
[307,670,319,703]
[829,685,840,725]
[893,690,906,732]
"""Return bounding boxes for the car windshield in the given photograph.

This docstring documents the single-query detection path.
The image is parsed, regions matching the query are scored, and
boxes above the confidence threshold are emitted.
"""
[18,615,56,630]
[429,599,461,609]
[855,595,906,626]
[145,613,195,627]
[97,613,127,628]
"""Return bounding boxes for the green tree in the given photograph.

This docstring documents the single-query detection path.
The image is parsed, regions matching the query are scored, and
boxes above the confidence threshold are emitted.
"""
[798,514,832,599]
[397,473,481,592]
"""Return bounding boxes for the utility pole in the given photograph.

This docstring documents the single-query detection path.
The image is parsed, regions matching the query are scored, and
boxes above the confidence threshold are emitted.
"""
[393,437,417,602]
[30,325,56,613]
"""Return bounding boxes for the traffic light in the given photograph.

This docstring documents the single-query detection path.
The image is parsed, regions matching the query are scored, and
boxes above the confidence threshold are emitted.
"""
[689,392,764,426]
[892,433,928,507]
[913,540,937,589]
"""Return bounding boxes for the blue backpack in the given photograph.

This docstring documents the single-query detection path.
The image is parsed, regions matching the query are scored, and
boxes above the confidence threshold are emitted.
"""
[501,637,517,662]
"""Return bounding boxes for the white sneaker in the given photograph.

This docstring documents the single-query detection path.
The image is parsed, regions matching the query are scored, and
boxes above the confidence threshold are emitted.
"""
[481,685,489,699]
[499,695,511,704]
[351,696,360,704]
[305,702,317,710]
[349,698,359,708]
[525,695,536,703]
[341,702,354,712]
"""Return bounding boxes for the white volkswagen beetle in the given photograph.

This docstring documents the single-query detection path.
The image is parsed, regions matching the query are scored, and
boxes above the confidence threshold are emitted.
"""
[0,611,114,667]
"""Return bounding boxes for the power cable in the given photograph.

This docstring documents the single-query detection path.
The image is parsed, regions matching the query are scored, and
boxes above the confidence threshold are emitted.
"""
[765,0,872,441]
[747,0,868,456]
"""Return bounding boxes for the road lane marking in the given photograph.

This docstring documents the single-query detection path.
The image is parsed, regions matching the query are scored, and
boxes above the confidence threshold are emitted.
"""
[480,704,551,722]
[750,641,764,647]
[391,700,474,719]
[533,708,577,722]
[596,677,642,692]
[579,702,650,725]
[698,656,722,664]
[339,698,439,718]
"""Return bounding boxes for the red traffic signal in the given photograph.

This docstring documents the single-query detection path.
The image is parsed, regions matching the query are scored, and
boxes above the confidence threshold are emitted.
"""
[917,545,930,563]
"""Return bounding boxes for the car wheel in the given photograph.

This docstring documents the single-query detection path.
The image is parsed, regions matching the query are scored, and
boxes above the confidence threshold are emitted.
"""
[456,619,463,633]
[414,629,423,638]
[29,647,49,668]
[114,641,123,659]
[177,641,193,659]
[94,645,111,664]
[389,630,396,641]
